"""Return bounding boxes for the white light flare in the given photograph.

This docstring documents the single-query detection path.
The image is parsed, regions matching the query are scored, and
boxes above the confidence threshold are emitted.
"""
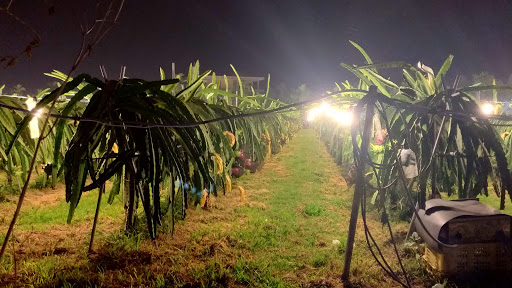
[306,102,353,126]
[307,101,328,122]
[34,109,42,118]
[307,107,319,122]
[332,110,353,126]
[26,98,41,139]
[481,103,495,115]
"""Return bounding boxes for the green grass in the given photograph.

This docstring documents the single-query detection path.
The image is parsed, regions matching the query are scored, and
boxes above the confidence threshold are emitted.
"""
[304,203,325,216]
[232,258,290,287]
[227,129,355,285]
[15,189,124,229]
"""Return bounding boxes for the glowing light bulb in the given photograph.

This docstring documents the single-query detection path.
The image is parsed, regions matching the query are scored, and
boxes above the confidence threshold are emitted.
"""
[333,110,353,126]
[25,98,40,139]
[34,109,42,118]
[306,101,352,126]
[307,111,316,122]
[481,103,494,115]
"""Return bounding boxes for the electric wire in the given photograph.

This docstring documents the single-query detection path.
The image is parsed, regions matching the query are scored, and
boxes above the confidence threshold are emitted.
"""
[356,107,411,287]
[377,100,458,249]
[362,160,409,287]
[346,94,411,287]
[4,89,512,129]
[360,191,408,287]
[351,144,403,284]
[0,92,362,129]
[345,93,478,287]
[5,87,512,285]
[365,119,411,287]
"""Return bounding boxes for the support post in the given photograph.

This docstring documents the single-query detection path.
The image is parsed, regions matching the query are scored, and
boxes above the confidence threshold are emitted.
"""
[342,95,375,281]
[89,183,105,252]
[405,202,419,240]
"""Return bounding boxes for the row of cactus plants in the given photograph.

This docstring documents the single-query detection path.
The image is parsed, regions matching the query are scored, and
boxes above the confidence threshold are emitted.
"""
[312,42,512,215]
[2,61,301,239]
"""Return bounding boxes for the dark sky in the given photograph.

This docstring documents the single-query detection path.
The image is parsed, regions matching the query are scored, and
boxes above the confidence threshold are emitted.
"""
[2,0,512,95]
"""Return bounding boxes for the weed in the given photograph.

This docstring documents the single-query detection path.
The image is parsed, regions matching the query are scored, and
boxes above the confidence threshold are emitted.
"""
[233,258,290,287]
[190,260,231,287]
[105,231,143,255]
[403,232,424,260]
[312,252,328,268]
[61,282,76,288]
[233,258,251,284]
[304,234,317,247]
[0,183,19,203]
[97,265,106,286]
[30,174,50,189]
[189,226,211,243]
[0,253,14,274]
[332,197,351,209]
[304,203,324,216]
[337,234,348,254]
[153,275,166,288]
[117,270,126,282]
[20,257,57,286]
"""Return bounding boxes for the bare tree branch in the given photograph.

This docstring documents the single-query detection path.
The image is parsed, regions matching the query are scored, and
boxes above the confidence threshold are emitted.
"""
[6,0,14,11]
[0,5,41,68]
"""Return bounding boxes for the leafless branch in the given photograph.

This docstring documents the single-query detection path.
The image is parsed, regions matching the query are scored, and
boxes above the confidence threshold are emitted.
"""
[0,5,41,68]
[6,0,14,11]
[114,0,124,22]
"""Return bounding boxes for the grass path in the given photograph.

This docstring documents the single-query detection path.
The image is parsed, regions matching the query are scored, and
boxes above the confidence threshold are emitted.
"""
[223,129,417,287]
[1,129,437,287]
[170,129,420,287]
[229,128,352,286]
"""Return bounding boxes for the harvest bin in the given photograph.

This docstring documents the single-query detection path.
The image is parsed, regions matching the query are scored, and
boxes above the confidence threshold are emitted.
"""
[414,199,512,274]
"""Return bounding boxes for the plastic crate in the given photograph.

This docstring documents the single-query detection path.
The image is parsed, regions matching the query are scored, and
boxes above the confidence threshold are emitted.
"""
[424,242,512,274]
[444,215,510,244]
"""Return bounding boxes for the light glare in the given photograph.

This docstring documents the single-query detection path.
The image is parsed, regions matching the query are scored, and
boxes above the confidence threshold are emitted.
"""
[481,103,494,115]
[306,102,353,126]
[25,98,40,139]
[34,109,42,118]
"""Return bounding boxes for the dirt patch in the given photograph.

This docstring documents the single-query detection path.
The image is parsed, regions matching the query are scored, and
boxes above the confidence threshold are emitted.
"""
[329,175,347,188]
[245,201,269,210]
[8,216,122,261]
[23,184,66,207]
[0,188,249,287]
[273,164,290,177]
[1,183,67,223]
[262,161,289,177]
[89,249,152,270]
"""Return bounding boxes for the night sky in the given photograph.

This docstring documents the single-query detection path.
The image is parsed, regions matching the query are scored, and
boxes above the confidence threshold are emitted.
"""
[2,0,512,95]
